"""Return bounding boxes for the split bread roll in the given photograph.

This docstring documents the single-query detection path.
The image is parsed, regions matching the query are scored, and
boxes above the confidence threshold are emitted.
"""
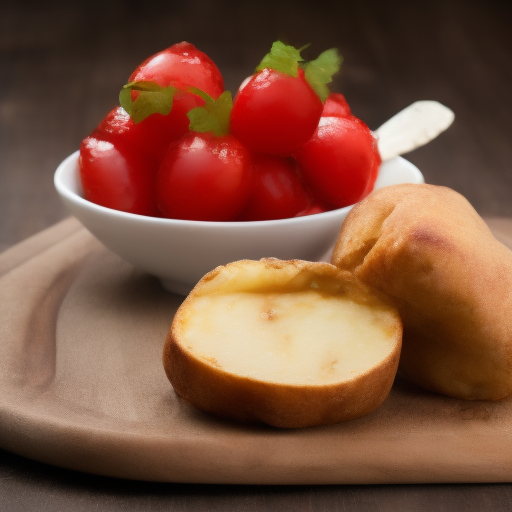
[163,259,402,428]
[332,183,512,401]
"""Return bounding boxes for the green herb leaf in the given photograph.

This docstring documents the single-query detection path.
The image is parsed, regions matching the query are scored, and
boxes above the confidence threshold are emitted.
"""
[186,86,214,104]
[303,48,343,102]
[119,81,176,124]
[187,90,233,137]
[255,41,307,77]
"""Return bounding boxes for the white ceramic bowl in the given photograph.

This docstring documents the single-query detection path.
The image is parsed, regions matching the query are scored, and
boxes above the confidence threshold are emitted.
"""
[54,151,423,295]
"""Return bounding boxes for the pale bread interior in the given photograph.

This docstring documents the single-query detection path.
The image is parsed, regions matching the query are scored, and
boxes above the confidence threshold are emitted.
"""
[179,288,399,386]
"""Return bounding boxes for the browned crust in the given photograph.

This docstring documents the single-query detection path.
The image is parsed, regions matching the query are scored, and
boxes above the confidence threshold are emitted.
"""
[162,259,402,428]
[332,183,512,401]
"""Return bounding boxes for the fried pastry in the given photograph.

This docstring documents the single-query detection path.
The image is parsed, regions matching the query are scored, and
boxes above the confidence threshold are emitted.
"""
[163,259,402,428]
[332,183,512,400]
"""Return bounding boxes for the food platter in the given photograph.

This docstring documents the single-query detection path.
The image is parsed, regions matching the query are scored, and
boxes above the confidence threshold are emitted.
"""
[1,217,512,484]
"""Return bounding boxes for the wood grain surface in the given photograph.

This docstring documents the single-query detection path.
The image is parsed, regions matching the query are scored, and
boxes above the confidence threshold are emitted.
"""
[1,0,512,510]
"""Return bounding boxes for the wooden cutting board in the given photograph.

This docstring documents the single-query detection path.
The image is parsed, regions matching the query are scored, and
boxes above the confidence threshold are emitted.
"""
[1,217,512,484]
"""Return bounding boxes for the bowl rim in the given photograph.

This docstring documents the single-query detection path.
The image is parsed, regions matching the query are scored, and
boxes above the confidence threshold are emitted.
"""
[54,150,423,228]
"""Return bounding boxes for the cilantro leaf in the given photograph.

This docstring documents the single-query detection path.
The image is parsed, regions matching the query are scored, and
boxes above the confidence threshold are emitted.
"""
[303,48,343,102]
[187,90,233,137]
[255,41,308,77]
[119,81,176,124]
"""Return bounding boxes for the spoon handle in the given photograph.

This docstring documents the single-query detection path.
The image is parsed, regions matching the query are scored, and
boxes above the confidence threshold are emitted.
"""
[375,101,455,161]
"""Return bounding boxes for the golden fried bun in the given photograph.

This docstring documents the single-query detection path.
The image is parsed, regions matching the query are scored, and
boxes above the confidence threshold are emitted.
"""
[163,259,402,428]
[332,183,512,400]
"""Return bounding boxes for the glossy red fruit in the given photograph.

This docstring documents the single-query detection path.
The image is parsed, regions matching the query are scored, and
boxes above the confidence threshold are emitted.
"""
[157,132,252,221]
[124,42,224,161]
[238,154,311,221]
[79,136,159,216]
[96,89,203,163]
[322,92,351,117]
[230,67,323,156]
[93,107,143,150]
[295,115,378,209]
[129,42,224,99]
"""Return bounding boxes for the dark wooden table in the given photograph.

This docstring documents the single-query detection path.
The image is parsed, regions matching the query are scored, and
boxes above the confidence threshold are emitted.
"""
[1,0,512,509]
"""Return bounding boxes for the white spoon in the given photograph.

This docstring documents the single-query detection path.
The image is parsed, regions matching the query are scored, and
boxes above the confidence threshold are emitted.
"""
[375,101,455,162]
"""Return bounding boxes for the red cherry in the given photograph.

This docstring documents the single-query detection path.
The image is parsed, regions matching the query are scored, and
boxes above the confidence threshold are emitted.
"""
[238,154,311,221]
[79,136,159,216]
[296,116,378,209]
[322,92,352,117]
[129,42,224,99]
[157,132,252,221]
[230,68,323,156]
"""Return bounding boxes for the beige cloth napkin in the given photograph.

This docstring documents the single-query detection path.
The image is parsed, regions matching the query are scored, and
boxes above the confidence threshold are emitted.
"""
[0,217,511,483]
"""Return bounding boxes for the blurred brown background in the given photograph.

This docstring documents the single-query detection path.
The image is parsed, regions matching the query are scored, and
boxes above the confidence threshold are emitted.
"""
[2,0,512,250]
[1,0,512,510]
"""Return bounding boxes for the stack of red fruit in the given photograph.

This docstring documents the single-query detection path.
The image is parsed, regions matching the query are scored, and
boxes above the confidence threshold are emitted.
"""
[79,41,381,222]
